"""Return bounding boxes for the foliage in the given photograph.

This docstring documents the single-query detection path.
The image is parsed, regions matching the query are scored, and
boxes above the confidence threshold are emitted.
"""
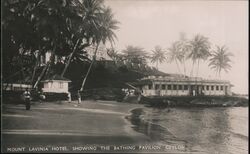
[150,46,166,69]
[121,45,148,67]
[209,45,233,77]
[188,34,211,77]
[188,34,211,62]
[2,0,119,85]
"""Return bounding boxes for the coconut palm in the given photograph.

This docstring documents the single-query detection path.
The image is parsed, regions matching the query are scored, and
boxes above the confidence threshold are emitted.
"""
[209,45,233,78]
[79,6,119,92]
[188,34,211,78]
[178,33,192,76]
[167,41,182,74]
[60,0,104,77]
[150,46,166,70]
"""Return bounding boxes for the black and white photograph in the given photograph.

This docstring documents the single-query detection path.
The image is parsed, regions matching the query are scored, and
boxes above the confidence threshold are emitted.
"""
[1,0,248,153]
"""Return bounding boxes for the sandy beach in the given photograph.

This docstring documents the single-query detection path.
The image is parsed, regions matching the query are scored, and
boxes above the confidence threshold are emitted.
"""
[2,100,155,153]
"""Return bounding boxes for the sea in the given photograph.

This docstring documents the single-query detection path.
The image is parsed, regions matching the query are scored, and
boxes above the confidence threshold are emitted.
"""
[129,106,248,154]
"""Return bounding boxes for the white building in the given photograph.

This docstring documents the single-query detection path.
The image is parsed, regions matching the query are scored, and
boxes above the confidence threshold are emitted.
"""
[132,75,233,97]
[3,83,32,91]
[41,75,71,94]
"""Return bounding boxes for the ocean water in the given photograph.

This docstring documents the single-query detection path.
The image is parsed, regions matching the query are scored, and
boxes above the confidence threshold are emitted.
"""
[130,107,248,154]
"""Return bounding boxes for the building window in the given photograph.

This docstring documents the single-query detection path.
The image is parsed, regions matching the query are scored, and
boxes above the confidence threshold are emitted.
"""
[155,84,160,90]
[161,85,166,90]
[173,85,177,90]
[221,86,224,91]
[206,85,209,90]
[184,85,188,90]
[178,85,182,90]
[216,86,219,90]
[148,85,152,90]
[168,85,172,90]
[59,82,63,89]
[211,86,214,90]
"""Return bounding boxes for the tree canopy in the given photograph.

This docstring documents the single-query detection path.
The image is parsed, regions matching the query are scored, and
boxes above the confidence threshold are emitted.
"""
[209,45,233,77]
[150,45,166,69]
[2,0,119,84]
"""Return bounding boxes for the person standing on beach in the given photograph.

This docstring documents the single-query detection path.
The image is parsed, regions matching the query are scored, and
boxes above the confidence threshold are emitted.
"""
[23,88,31,110]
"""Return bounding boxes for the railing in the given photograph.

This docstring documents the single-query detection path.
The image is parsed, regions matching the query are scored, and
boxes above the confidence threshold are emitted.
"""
[141,76,230,83]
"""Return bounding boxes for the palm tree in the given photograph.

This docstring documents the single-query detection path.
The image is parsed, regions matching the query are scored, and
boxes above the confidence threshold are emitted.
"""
[61,0,104,77]
[167,41,182,74]
[150,46,166,70]
[79,6,119,93]
[188,34,211,78]
[209,45,233,78]
[177,34,192,77]
[167,33,191,76]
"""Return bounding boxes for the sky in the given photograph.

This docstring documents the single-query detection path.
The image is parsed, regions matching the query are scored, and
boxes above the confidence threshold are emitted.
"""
[104,0,248,94]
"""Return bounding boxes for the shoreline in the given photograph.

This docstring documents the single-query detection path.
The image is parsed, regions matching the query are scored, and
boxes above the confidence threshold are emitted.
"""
[2,100,154,153]
[140,95,249,107]
[2,99,248,153]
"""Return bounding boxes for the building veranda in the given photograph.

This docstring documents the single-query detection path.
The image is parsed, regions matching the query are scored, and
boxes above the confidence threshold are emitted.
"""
[131,75,233,97]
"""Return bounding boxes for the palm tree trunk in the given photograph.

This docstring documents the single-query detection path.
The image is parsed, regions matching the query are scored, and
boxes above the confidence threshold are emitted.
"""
[190,61,195,77]
[33,45,56,89]
[61,39,80,77]
[183,60,186,77]
[33,65,48,88]
[175,59,181,74]
[219,68,221,80]
[19,53,25,81]
[44,53,55,77]
[79,42,100,102]
[196,59,200,78]
[31,61,38,85]
[31,47,41,85]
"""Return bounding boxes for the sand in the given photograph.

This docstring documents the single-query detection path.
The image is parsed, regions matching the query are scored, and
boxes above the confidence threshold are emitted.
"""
[2,100,152,153]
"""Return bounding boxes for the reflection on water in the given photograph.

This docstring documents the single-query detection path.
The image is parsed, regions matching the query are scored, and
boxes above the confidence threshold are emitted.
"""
[127,107,248,154]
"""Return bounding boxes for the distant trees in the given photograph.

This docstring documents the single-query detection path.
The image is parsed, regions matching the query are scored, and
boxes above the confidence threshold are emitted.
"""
[167,33,191,76]
[167,41,183,74]
[150,46,167,69]
[209,45,233,78]
[166,33,234,79]
[121,45,148,69]
[105,33,233,80]
[167,34,212,77]
[188,34,211,78]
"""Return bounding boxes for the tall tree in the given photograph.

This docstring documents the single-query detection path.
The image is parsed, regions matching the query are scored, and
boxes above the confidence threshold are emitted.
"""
[167,41,182,74]
[188,34,211,78]
[79,6,119,94]
[150,46,166,70]
[61,0,105,77]
[2,0,40,82]
[2,0,119,89]
[209,45,233,78]
[177,33,192,76]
